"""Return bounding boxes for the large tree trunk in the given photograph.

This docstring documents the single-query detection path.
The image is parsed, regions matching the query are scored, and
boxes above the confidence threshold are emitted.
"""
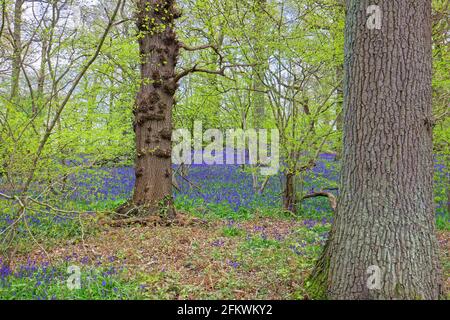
[121,0,180,218]
[308,0,442,299]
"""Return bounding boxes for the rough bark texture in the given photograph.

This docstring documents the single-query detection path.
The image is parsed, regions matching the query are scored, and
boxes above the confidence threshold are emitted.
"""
[122,0,180,218]
[308,0,442,299]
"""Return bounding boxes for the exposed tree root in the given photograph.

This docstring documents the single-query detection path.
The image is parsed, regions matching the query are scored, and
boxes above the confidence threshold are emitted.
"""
[305,239,331,300]
[103,215,167,227]
[114,199,175,218]
[104,203,206,228]
[115,202,152,218]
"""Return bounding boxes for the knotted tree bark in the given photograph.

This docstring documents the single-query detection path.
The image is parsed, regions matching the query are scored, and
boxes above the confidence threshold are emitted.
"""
[308,0,443,299]
[118,0,181,219]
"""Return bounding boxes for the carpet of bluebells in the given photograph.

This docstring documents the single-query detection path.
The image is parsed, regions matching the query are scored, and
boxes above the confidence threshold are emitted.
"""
[71,153,339,218]
[66,153,448,221]
[0,257,143,299]
[0,153,448,299]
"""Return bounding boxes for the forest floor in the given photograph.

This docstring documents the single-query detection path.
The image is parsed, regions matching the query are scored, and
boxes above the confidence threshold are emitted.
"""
[2,158,449,299]
[11,213,450,300]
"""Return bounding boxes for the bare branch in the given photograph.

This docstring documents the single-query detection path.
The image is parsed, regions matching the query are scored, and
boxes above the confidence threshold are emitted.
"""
[302,191,337,211]
[0,192,13,200]
[179,42,217,52]
[21,0,123,194]
[174,63,253,83]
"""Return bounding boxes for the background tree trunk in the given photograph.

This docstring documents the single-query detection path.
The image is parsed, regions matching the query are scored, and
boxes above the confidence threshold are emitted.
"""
[123,0,180,218]
[334,64,344,161]
[10,0,23,101]
[447,155,450,215]
[283,172,296,213]
[36,34,48,115]
[252,0,267,129]
[308,0,442,299]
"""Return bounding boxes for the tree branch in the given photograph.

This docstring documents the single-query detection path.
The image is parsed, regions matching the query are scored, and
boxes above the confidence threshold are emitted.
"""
[179,42,217,52]
[22,0,123,194]
[302,191,337,211]
[174,63,252,83]
[0,192,13,200]
[178,42,223,64]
